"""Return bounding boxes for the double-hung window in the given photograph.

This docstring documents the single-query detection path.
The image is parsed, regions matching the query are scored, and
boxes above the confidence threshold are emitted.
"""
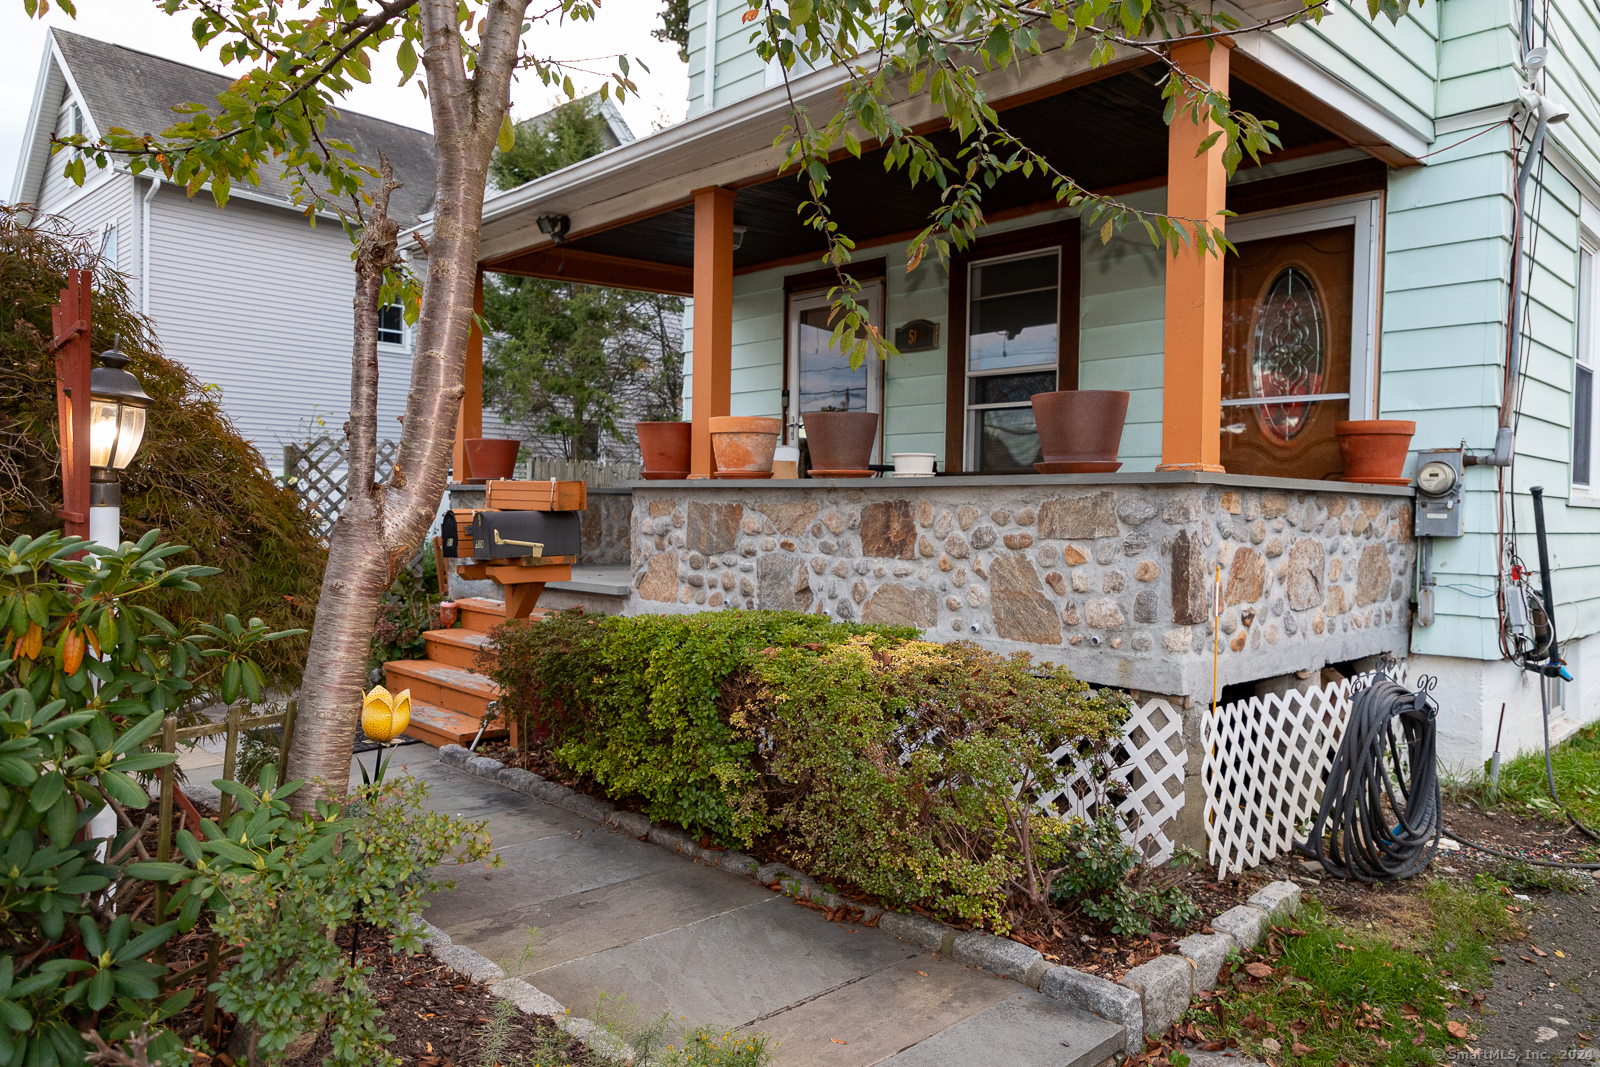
[377,304,406,346]
[964,250,1061,473]
[1575,235,1597,492]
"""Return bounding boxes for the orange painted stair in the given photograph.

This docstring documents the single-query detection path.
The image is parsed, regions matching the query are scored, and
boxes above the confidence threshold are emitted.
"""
[422,628,493,672]
[401,699,504,748]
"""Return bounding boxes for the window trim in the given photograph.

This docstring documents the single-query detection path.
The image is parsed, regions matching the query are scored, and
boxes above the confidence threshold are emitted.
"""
[1225,194,1382,421]
[944,218,1080,475]
[1573,223,1599,496]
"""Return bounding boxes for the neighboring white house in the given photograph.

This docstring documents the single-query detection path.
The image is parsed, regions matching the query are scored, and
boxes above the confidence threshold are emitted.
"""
[9,28,437,473]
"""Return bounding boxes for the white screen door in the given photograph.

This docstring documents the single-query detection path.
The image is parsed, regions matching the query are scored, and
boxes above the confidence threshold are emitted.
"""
[786,282,885,457]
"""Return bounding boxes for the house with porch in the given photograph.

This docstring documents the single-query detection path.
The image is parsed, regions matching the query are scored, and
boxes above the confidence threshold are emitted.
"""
[412,0,1600,866]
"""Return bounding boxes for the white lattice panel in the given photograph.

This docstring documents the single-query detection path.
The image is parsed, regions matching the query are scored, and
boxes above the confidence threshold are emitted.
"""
[1203,664,1408,878]
[1042,696,1190,866]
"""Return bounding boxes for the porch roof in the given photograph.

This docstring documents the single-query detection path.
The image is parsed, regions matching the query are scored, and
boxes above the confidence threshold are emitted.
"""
[452,20,1423,291]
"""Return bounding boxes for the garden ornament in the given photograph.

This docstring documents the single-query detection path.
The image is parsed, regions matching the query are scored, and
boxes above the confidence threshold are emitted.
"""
[360,685,411,784]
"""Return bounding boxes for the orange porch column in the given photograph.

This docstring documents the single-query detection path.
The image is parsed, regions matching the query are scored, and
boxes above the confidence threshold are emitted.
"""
[453,269,485,481]
[689,186,736,478]
[1157,38,1231,473]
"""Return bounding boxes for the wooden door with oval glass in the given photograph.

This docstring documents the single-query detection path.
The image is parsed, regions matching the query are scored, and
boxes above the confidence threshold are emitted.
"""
[1221,226,1355,479]
[786,282,884,457]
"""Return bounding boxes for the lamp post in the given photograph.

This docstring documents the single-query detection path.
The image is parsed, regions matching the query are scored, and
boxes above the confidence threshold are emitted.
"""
[86,337,151,547]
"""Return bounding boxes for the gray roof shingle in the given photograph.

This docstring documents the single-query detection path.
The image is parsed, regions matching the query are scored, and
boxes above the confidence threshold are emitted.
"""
[52,28,436,223]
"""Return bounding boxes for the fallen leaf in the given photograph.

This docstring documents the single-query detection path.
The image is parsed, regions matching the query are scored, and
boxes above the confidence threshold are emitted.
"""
[1200,1043,1225,1052]
[1293,1043,1311,1057]
[1492,956,1507,964]
[831,1039,848,1045]
[915,971,927,976]
[1447,1021,1469,1039]
[1531,946,1549,957]
[1555,950,1566,958]
[1245,962,1274,978]
[1262,1038,1282,1053]
[1241,1014,1265,1033]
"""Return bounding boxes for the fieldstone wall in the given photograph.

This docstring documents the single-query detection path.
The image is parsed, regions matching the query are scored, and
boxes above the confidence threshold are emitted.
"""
[627,475,1415,699]
[578,489,633,566]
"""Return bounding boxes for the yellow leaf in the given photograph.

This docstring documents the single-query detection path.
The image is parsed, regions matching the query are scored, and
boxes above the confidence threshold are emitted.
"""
[498,113,515,154]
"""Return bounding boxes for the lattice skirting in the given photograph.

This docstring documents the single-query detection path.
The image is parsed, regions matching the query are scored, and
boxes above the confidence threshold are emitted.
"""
[1202,664,1409,878]
[1043,696,1190,866]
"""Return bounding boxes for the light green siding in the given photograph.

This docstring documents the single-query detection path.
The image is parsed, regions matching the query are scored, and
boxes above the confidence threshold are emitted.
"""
[1277,3,1439,135]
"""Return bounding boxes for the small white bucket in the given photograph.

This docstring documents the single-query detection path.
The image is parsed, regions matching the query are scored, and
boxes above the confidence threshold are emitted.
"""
[772,445,801,480]
[891,452,936,477]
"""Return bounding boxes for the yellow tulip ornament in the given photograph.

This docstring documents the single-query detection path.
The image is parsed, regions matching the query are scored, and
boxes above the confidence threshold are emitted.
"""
[359,685,411,784]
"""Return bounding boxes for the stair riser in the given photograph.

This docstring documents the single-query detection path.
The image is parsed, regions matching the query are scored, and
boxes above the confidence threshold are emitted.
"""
[457,606,505,632]
[422,638,489,672]
[384,670,494,718]
[405,719,507,747]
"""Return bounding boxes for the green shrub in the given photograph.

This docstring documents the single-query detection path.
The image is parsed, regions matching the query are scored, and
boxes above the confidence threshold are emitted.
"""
[0,530,302,1066]
[1048,815,1203,936]
[171,767,495,1066]
[733,637,1128,929]
[484,610,912,836]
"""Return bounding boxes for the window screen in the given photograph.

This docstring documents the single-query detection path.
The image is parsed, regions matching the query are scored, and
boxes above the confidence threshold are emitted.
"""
[965,250,1058,472]
[1577,246,1596,487]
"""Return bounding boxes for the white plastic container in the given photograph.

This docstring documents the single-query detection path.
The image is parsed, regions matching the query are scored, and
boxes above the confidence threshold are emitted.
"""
[891,452,936,477]
[772,444,800,480]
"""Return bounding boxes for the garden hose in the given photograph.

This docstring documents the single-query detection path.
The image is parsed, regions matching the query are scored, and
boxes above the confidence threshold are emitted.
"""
[1299,674,1443,882]
[1299,673,1600,878]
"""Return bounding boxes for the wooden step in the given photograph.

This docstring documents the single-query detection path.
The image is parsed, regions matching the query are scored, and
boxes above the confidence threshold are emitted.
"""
[423,628,494,672]
[384,660,497,718]
[402,699,507,748]
[452,597,506,632]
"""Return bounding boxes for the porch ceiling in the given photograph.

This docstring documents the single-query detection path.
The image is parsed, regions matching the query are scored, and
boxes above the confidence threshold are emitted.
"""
[489,69,1339,281]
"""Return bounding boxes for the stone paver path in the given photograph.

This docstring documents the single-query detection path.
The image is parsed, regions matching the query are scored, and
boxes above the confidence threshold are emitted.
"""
[396,747,1125,1067]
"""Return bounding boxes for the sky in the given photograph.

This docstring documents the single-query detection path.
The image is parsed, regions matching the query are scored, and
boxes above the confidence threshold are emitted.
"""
[0,0,691,198]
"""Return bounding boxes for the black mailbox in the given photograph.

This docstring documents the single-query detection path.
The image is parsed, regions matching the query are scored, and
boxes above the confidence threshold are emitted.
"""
[441,511,466,557]
[470,510,581,560]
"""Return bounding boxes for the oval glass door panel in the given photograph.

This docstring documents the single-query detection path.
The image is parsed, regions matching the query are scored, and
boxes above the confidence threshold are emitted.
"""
[1250,266,1326,443]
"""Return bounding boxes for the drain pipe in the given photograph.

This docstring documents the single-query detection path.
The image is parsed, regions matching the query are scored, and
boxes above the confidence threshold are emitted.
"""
[1469,65,1569,467]
[140,173,161,317]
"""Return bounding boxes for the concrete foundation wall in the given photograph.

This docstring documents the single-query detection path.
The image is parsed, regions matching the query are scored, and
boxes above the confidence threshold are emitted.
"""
[625,473,1416,700]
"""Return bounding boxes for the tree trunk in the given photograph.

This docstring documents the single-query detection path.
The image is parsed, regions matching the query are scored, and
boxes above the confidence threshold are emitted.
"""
[286,0,532,803]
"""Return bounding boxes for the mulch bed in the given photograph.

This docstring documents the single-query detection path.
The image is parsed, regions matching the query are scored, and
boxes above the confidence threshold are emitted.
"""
[174,922,603,1067]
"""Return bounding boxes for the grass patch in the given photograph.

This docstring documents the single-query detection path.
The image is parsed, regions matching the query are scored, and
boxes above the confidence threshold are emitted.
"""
[1182,882,1520,1067]
[477,994,774,1067]
[1465,720,1600,827]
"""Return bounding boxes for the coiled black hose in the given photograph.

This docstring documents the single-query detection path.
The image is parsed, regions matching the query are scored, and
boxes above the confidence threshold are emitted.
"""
[1299,675,1442,882]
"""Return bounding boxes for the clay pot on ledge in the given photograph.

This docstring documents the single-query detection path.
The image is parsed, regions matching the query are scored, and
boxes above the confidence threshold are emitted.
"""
[1029,390,1130,473]
[802,410,879,477]
[636,421,692,480]
[462,438,521,483]
[709,416,782,478]
[1336,420,1416,485]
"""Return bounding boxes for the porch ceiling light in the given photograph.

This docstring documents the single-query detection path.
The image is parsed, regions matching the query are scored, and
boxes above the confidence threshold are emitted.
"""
[732,224,748,250]
[88,337,151,471]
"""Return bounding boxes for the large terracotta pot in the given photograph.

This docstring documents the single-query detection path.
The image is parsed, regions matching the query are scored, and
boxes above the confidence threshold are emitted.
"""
[1029,390,1130,473]
[1336,420,1416,485]
[636,421,691,480]
[709,416,781,478]
[462,438,520,482]
[802,411,879,474]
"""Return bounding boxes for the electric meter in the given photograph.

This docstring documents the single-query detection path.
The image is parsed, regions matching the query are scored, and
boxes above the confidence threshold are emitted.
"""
[1413,448,1466,537]
[1416,460,1458,496]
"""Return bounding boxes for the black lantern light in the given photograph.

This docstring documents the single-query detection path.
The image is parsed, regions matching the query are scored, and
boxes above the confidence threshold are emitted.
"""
[88,336,151,474]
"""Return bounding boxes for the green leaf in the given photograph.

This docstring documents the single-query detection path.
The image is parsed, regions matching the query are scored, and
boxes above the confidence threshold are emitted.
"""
[498,113,516,154]
[99,770,151,810]
[29,772,62,814]
[122,862,189,883]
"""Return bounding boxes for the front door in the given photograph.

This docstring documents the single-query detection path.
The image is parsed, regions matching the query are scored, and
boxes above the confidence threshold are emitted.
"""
[1221,226,1355,479]
[786,283,884,460]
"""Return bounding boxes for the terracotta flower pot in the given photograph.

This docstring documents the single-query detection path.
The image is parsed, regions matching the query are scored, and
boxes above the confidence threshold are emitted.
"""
[463,438,520,482]
[1030,390,1130,473]
[709,416,781,478]
[1336,420,1416,485]
[802,411,880,474]
[636,421,691,480]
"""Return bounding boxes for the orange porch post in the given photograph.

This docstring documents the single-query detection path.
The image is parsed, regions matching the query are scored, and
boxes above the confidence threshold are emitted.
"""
[689,186,736,478]
[454,269,485,481]
[1156,38,1231,473]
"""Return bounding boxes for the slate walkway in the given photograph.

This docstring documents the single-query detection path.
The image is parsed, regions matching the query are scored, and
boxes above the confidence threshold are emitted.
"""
[395,747,1125,1067]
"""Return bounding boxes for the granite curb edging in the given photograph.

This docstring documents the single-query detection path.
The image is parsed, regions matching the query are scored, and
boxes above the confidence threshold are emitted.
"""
[437,744,1304,1057]
[413,916,635,1063]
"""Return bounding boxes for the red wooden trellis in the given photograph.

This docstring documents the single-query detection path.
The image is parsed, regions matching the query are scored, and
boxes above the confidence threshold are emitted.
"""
[49,269,92,540]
